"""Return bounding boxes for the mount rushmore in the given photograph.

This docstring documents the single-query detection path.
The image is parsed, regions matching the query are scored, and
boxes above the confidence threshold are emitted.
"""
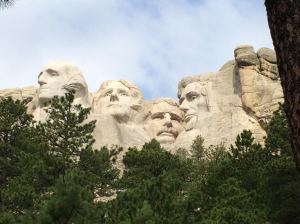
[0,45,284,153]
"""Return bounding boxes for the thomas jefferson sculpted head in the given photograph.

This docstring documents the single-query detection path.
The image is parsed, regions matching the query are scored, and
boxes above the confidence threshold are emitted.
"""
[37,61,90,107]
[93,80,143,123]
[144,98,184,144]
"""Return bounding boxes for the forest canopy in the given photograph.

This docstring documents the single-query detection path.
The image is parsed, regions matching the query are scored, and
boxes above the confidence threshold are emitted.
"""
[0,92,299,224]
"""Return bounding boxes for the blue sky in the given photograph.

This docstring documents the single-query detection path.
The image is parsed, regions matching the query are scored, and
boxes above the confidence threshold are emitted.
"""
[0,0,273,99]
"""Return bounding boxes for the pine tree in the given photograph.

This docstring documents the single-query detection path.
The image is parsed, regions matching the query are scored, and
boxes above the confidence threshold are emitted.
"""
[202,178,267,224]
[263,106,300,223]
[0,97,38,217]
[35,168,96,224]
[105,140,192,223]
[37,90,96,177]
[0,97,32,185]
[0,92,119,222]
[190,135,205,161]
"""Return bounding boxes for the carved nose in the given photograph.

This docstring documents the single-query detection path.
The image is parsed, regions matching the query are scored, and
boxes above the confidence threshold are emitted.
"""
[179,101,188,113]
[110,94,119,102]
[38,75,47,86]
[38,80,46,86]
[164,113,172,127]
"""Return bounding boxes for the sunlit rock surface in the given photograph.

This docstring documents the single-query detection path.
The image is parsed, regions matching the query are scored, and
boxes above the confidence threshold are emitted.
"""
[0,45,283,152]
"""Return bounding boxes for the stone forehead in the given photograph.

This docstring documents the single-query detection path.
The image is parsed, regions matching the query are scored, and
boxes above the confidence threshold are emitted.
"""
[41,61,88,88]
[150,98,183,117]
[152,98,178,107]
[97,80,143,98]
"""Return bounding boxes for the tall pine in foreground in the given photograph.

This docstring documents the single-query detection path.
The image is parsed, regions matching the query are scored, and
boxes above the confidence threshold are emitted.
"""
[30,90,119,223]
[0,97,40,219]
[263,105,300,223]
[36,90,96,177]
[0,92,119,223]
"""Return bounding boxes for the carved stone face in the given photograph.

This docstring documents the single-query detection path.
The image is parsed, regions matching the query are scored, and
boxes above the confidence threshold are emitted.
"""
[179,82,208,131]
[95,81,132,120]
[37,62,88,106]
[145,100,184,144]
[38,67,67,104]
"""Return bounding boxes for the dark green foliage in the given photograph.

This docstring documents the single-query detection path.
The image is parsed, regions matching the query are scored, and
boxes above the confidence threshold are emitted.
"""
[263,105,300,223]
[35,168,95,224]
[120,139,191,189]
[78,147,119,198]
[202,178,267,224]
[184,131,268,223]
[190,135,205,162]
[0,97,40,216]
[106,140,192,223]
[1,95,299,223]
[265,103,292,155]
[0,93,118,222]
[37,91,96,176]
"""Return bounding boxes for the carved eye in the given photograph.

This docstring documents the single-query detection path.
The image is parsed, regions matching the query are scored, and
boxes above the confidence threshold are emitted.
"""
[120,92,129,96]
[152,113,164,120]
[190,95,198,101]
[50,71,58,76]
[171,114,181,121]
[103,91,112,97]
[45,69,58,77]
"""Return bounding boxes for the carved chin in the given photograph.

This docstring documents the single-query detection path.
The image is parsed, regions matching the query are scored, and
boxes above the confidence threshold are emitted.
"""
[157,133,176,144]
[103,106,131,123]
[106,106,129,115]
[38,93,53,104]
[39,88,65,101]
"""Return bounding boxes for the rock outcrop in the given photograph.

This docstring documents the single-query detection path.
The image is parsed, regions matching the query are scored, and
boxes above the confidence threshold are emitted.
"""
[0,86,36,101]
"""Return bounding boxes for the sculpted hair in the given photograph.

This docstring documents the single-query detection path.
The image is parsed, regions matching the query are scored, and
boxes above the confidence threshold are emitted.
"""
[61,64,88,93]
[153,98,178,107]
[178,76,215,112]
[178,76,203,99]
[177,73,214,98]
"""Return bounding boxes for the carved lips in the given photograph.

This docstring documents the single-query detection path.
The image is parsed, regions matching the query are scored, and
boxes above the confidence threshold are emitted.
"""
[157,129,178,138]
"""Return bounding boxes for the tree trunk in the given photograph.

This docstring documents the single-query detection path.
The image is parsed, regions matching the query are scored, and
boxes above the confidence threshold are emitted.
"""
[265,0,300,172]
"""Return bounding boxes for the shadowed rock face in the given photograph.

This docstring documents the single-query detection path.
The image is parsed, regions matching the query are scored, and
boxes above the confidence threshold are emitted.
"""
[0,45,284,152]
[235,45,283,127]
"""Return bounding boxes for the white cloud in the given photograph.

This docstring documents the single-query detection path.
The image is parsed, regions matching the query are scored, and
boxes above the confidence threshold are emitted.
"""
[0,0,273,99]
